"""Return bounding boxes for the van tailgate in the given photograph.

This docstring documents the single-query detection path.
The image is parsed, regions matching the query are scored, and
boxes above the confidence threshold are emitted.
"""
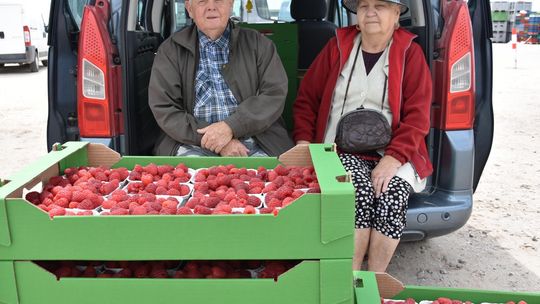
[0,4,25,55]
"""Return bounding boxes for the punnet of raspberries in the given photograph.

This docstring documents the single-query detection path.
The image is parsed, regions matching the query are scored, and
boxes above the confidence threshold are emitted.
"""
[37,260,299,280]
[24,163,320,218]
[382,298,528,304]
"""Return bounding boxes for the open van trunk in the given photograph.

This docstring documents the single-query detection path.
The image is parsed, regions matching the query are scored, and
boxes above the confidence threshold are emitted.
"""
[47,0,493,241]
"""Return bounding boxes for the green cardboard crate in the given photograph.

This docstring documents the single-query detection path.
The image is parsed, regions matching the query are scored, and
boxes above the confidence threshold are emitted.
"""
[492,11,510,22]
[0,142,355,260]
[353,271,540,304]
[0,259,353,304]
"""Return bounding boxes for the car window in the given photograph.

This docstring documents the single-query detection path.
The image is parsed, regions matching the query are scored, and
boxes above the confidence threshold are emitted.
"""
[334,0,349,27]
[174,0,187,30]
[67,0,88,29]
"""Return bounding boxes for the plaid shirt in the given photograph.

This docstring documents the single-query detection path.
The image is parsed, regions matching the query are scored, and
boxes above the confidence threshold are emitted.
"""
[194,26,238,124]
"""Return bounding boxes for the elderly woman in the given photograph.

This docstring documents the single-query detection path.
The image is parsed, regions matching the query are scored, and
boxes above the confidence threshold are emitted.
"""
[293,0,433,271]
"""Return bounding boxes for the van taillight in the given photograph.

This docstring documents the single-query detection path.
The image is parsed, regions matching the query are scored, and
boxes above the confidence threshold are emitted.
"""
[23,26,31,46]
[77,2,120,138]
[442,4,475,130]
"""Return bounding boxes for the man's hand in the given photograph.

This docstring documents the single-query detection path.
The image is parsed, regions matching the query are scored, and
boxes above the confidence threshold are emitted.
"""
[219,139,249,157]
[371,155,402,198]
[296,140,311,145]
[197,121,233,153]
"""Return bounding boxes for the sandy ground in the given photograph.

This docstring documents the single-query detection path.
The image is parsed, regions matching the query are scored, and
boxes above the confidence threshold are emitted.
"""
[0,43,539,293]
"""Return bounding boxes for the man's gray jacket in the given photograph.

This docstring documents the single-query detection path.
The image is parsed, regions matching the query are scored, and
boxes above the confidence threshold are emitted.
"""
[149,22,294,156]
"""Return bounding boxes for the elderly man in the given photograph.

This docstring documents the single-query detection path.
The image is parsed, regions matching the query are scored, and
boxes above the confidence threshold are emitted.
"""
[149,0,293,157]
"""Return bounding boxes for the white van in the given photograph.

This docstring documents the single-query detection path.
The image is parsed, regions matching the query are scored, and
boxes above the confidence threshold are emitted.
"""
[0,1,48,72]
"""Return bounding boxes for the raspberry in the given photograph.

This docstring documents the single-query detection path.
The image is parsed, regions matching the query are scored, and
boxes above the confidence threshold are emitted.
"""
[113,268,133,278]
[259,207,274,214]
[48,207,66,218]
[54,266,73,278]
[211,266,227,278]
[141,173,154,186]
[194,205,212,215]
[131,206,147,215]
[267,198,282,208]
[203,196,220,208]
[144,183,157,194]
[248,187,263,194]
[54,189,72,202]
[155,186,168,195]
[76,210,94,216]
[100,181,119,195]
[292,190,304,199]
[129,171,142,180]
[186,198,200,209]
[133,264,150,278]
[207,179,219,190]
[48,176,64,186]
[143,163,159,176]
[93,171,108,182]
[161,200,178,210]
[172,270,185,278]
[54,197,70,208]
[246,196,261,207]
[37,204,50,211]
[75,199,92,210]
[177,206,193,215]
[229,199,244,208]
[166,188,181,196]
[214,204,232,214]
[110,189,129,201]
[282,197,295,207]
[160,207,176,215]
[243,205,257,214]
[71,191,86,203]
[158,164,174,176]
[111,208,129,215]
[25,191,41,204]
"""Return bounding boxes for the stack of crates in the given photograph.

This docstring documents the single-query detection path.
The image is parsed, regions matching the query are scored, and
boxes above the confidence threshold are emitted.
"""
[491,1,513,43]
[527,15,540,43]
[0,142,357,304]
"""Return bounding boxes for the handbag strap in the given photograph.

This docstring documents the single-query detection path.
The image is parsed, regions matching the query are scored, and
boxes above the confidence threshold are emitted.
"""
[340,41,388,116]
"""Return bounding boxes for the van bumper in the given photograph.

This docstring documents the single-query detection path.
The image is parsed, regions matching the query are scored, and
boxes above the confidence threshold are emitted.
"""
[0,46,37,64]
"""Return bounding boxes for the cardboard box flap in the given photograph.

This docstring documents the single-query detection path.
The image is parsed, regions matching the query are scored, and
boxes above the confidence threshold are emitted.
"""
[0,261,19,304]
[87,143,121,168]
[375,272,405,299]
[278,144,313,167]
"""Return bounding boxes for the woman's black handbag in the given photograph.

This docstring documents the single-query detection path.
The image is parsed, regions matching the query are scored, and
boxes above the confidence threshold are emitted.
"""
[334,43,392,153]
[335,106,391,153]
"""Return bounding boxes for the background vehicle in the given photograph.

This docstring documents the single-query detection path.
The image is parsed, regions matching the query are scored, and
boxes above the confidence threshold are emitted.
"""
[0,0,48,72]
[46,0,494,241]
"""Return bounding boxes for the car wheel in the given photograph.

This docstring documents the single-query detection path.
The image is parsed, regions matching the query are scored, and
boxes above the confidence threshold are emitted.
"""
[29,51,39,72]
[42,60,48,67]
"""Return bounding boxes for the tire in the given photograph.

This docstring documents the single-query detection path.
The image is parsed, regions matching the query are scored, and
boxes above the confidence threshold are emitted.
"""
[29,51,39,72]
[0,63,4,68]
[41,60,48,67]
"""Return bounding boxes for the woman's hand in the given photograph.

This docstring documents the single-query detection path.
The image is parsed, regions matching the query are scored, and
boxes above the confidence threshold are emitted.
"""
[296,140,311,145]
[371,155,402,198]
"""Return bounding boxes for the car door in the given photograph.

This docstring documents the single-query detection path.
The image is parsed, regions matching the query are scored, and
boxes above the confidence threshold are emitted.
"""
[47,0,82,149]
[468,0,494,191]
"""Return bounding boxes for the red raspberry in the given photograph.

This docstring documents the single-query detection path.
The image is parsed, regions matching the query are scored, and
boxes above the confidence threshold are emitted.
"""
[160,207,176,215]
[194,205,212,215]
[248,186,263,194]
[165,188,180,196]
[37,204,50,212]
[141,174,154,186]
[101,200,117,209]
[48,176,64,186]
[185,198,200,209]
[214,204,232,214]
[144,183,157,194]
[93,171,108,182]
[54,189,72,202]
[243,205,257,214]
[267,198,282,208]
[133,264,150,278]
[143,163,159,176]
[54,197,70,208]
[76,210,94,216]
[78,199,95,210]
[229,199,244,208]
[176,206,193,215]
[48,207,66,218]
[158,164,174,176]
[129,171,142,180]
[171,270,185,278]
[111,208,129,215]
[113,268,133,278]
[161,200,178,210]
[246,196,261,207]
[282,197,295,207]
[210,266,227,278]
[259,207,274,214]
[71,191,85,203]
[131,206,147,215]
[155,186,168,195]
[25,191,41,204]
[203,196,220,208]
